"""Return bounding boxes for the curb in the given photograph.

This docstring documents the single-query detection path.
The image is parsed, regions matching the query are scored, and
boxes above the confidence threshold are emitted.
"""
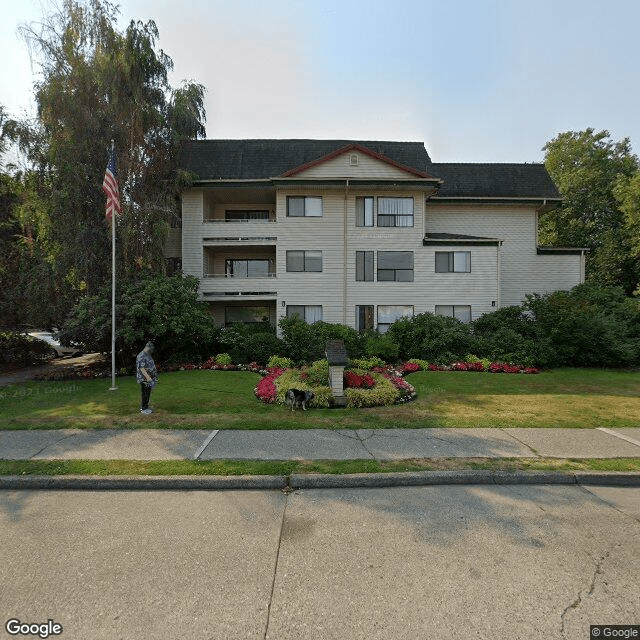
[290,470,640,489]
[0,471,638,490]
[0,475,288,491]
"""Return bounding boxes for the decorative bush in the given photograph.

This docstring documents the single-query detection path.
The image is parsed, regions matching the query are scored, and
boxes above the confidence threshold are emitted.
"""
[268,355,293,369]
[254,367,286,404]
[0,332,55,365]
[304,359,329,386]
[344,373,400,407]
[398,362,421,374]
[350,356,386,370]
[215,353,232,365]
[344,370,376,389]
[272,369,332,408]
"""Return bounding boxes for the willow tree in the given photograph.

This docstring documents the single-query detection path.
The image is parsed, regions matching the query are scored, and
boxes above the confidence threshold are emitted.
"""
[18,0,205,319]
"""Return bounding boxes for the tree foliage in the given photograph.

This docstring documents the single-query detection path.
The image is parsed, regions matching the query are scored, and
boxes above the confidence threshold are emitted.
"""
[541,128,640,293]
[58,274,219,365]
[6,0,206,326]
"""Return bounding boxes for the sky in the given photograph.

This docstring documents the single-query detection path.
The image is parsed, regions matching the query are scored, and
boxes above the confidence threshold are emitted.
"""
[1,0,639,163]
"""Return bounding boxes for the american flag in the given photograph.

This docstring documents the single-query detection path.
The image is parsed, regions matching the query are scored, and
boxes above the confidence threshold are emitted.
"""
[102,145,121,223]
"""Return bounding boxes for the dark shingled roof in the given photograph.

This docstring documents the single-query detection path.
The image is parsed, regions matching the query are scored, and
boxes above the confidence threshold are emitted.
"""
[179,140,560,199]
[429,163,560,199]
[179,139,432,180]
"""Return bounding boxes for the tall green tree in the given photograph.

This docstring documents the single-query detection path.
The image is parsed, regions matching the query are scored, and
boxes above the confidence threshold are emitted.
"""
[16,0,205,323]
[541,129,639,293]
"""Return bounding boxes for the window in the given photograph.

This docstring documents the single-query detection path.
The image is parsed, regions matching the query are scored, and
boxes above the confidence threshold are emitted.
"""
[286,305,323,323]
[356,305,374,332]
[377,305,414,333]
[377,197,413,227]
[356,197,374,227]
[356,251,374,281]
[225,259,273,278]
[225,210,270,221]
[435,251,471,273]
[286,250,322,272]
[287,196,322,217]
[225,307,271,325]
[435,305,472,323]
[377,251,414,282]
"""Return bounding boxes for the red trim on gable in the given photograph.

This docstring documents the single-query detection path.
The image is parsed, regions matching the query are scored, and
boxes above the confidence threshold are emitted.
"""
[279,143,439,180]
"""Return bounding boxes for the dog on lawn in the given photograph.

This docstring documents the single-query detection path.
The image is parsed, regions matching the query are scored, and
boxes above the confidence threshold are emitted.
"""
[285,389,315,411]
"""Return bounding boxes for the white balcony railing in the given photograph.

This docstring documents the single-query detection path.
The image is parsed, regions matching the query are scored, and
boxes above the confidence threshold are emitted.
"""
[203,273,276,278]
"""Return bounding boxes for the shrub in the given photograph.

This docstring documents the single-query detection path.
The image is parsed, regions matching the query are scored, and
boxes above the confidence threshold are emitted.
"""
[344,373,399,407]
[524,284,640,367]
[273,369,332,408]
[217,320,284,363]
[0,331,55,365]
[344,370,376,389]
[305,359,329,386]
[58,275,220,366]
[471,306,549,366]
[365,333,399,362]
[386,313,475,362]
[215,353,232,365]
[254,367,285,404]
[407,358,430,371]
[350,356,386,370]
[279,316,366,364]
[267,355,293,369]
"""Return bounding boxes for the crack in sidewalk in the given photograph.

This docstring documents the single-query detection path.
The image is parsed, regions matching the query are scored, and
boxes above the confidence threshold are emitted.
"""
[29,431,80,459]
[499,428,540,456]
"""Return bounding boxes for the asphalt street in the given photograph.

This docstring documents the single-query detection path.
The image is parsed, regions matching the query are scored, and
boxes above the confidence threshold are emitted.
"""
[0,485,638,640]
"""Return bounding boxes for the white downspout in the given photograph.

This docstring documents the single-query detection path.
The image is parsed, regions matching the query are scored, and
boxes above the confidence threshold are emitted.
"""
[343,179,349,325]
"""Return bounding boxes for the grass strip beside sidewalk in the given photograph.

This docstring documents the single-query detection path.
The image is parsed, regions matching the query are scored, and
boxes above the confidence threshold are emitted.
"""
[1,458,639,477]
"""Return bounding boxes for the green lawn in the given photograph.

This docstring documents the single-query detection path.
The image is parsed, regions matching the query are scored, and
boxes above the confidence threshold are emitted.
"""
[1,368,639,430]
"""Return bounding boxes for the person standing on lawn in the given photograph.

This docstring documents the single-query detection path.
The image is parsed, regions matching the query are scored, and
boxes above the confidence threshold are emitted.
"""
[136,341,158,414]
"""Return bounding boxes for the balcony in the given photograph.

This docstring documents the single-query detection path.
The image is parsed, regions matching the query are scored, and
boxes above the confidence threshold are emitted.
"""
[201,248,276,299]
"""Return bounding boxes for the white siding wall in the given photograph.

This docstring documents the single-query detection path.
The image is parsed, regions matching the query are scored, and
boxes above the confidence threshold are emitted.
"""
[295,152,417,179]
[426,203,583,307]
[276,189,348,325]
[420,245,499,319]
[182,190,204,279]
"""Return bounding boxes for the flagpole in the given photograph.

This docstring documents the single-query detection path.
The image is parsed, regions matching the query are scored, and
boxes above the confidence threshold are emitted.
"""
[109,139,117,391]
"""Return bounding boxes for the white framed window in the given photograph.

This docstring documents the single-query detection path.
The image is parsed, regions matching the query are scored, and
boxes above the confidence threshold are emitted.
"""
[377,197,413,227]
[435,251,471,273]
[435,305,472,323]
[287,196,323,217]
[356,251,374,281]
[356,196,374,227]
[286,250,322,272]
[286,305,323,323]
[377,305,414,333]
[377,251,414,282]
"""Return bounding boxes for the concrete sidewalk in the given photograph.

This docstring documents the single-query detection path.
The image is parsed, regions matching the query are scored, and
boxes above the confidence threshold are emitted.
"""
[1,426,640,461]
[1,427,640,489]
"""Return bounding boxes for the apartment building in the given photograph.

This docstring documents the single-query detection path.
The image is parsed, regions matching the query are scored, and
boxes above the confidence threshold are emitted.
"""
[169,140,586,331]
